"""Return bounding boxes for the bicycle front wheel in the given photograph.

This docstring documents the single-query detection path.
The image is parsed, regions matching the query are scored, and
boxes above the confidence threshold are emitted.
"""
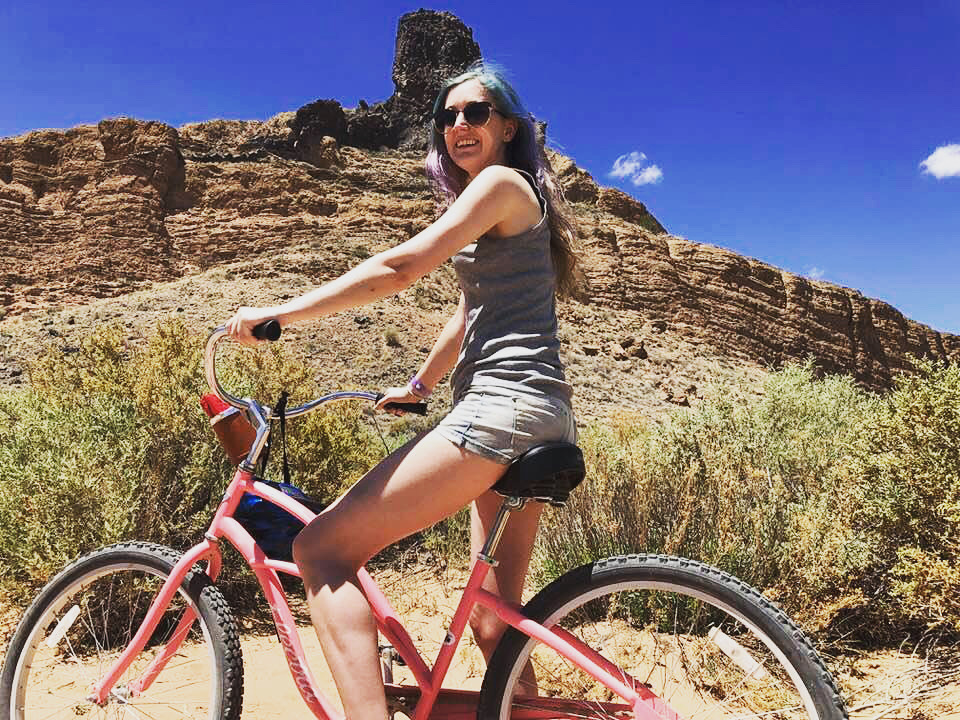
[478,554,847,720]
[1,542,243,720]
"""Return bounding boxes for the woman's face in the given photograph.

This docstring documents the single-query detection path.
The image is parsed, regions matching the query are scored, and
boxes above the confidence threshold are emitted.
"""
[441,79,518,180]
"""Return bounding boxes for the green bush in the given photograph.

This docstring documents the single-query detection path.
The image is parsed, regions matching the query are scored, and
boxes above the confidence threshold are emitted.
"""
[850,359,960,637]
[535,363,876,587]
[4,323,958,644]
[534,360,960,642]
[0,317,381,604]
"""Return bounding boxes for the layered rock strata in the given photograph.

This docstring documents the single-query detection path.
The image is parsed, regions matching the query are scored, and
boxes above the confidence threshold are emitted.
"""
[1,9,955,390]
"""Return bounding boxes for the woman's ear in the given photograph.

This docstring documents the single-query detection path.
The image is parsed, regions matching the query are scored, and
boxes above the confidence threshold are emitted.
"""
[504,118,519,142]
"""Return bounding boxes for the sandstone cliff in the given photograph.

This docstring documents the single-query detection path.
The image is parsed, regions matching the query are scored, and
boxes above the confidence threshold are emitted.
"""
[1,10,956,396]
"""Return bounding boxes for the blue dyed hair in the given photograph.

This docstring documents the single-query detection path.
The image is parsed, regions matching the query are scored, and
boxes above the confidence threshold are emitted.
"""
[425,61,579,295]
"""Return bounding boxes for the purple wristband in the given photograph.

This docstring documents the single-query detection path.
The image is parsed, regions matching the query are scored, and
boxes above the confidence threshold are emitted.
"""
[408,376,431,399]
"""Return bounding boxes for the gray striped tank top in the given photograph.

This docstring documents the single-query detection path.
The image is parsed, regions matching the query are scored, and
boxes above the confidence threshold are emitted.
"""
[450,169,572,405]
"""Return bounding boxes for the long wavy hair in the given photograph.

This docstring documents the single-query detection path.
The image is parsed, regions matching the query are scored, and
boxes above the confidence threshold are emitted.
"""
[425,61,580,296]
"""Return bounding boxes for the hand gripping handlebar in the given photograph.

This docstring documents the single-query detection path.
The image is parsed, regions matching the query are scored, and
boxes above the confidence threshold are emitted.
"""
[203,321,427,422]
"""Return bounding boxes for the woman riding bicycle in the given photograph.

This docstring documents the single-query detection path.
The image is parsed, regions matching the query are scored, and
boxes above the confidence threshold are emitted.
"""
[225,61,579,720]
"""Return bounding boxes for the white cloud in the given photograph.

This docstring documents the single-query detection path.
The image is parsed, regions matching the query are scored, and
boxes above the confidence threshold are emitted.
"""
[805,266,825,281]
[610,151,664,186]
[636,165,664,184]
[610,151,647,179]
[920,143,960,179]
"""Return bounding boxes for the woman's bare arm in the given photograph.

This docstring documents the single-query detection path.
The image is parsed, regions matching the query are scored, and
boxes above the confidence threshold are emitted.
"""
[415,293,467,394]
[373,294,466,411]
[226,165,533,341]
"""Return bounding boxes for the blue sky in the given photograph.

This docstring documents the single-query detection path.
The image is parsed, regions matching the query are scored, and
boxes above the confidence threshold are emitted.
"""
[4,1,958,332]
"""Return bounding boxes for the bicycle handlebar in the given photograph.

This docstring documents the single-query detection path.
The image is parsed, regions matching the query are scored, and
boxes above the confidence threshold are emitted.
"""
[203,323,428,423]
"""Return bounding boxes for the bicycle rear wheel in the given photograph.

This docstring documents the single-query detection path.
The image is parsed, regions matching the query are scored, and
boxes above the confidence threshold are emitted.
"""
[1,542,243,720]
[478,554,847,720]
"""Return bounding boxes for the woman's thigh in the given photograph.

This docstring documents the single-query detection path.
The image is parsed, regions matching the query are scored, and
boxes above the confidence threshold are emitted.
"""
[293,429,508,572]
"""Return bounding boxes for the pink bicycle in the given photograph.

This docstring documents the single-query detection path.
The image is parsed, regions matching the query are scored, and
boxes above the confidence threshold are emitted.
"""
[1,323,848,720]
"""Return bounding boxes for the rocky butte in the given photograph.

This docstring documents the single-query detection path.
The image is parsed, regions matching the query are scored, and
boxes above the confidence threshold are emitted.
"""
[0,9,956,398]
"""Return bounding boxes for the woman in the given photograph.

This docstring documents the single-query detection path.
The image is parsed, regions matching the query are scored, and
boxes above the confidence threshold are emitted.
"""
[226,61,579,720]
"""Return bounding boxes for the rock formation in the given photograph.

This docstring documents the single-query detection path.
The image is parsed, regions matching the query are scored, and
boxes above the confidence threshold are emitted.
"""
[0,9,956,391]
[572,211,959,387]
[388,9,482,148]
[179,9,479,161]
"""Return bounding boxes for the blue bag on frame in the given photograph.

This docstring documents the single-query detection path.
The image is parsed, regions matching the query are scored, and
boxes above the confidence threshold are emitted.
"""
[234,479,325,563]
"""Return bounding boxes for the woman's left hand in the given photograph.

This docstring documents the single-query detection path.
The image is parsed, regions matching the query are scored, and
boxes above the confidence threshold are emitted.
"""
[225,306,280,346]
[375,385,421,416]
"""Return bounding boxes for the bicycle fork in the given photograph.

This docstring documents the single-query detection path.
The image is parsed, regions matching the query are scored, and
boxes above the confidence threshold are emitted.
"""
[86,540,224,705]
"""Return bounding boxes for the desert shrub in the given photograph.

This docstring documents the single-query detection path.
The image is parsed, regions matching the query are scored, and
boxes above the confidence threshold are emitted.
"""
[0,317,381,604]
[5,323,958,642]
[0,390,145,587]
[849,359,960,637]
[535,363,877,591]
[887,545,960,635]
[535,359,960,642]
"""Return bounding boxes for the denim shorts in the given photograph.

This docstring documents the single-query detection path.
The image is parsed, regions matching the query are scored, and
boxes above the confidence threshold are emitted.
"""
[434,388,577,465]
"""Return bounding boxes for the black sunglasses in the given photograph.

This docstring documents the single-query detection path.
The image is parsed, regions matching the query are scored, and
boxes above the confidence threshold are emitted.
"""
[433,101,504,132]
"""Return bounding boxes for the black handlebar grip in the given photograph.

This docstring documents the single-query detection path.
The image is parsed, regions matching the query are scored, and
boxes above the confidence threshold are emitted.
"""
[386,402,428,416]
[252,320,282,341]
[375,393,428,416]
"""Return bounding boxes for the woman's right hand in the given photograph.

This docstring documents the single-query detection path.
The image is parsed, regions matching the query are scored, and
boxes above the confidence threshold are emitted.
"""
[225,306,280,346]
[375,385,422,415]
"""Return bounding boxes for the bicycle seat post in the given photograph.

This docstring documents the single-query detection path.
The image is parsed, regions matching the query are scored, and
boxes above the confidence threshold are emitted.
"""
[477,496,527,567]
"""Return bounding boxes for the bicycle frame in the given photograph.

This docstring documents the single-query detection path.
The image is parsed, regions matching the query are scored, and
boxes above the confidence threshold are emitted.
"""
[87,462,681,720]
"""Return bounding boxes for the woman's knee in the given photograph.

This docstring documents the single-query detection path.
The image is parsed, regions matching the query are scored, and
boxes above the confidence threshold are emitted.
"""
[292,517,360,577]
[291,524,318,569]
[469,606,508,657]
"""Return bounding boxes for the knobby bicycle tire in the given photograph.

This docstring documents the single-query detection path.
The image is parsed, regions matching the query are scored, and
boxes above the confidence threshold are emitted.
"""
[478,554,848,720]
[0,542,243,720]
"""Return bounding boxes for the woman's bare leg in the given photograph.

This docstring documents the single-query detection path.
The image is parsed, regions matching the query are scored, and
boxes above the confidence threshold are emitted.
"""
[292,430,508,720]
[469,490,544,693]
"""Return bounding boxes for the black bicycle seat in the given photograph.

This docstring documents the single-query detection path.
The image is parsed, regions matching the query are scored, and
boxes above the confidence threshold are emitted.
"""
[492,442,586,506]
